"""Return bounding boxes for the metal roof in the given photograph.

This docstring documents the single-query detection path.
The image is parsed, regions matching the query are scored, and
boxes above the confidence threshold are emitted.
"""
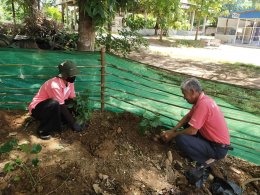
[232,10,260,19]
[239,10,260,18]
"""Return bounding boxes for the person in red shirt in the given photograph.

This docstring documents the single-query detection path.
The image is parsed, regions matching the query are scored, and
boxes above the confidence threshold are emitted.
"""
[28,60,82,140]
[161,78,231,164]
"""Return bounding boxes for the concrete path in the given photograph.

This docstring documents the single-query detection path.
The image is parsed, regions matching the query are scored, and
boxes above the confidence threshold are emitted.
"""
[149,44,260,66]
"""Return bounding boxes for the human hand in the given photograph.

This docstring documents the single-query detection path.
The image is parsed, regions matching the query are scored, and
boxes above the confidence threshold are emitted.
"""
[160,129,177,143]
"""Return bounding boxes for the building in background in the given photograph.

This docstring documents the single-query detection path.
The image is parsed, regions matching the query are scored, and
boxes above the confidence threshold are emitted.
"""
[216,10,260,46]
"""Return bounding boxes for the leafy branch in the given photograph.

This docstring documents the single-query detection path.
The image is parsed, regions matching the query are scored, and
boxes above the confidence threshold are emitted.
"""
[71,90,93,125]
[139,112,163,135]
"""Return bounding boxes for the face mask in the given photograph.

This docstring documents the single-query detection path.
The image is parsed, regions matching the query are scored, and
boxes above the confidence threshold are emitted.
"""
[66,76,76,83]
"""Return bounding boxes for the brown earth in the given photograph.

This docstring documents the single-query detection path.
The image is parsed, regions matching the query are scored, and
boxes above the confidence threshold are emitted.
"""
[0,42,259,194]
[127,40,260,89]
[0,110,259,195]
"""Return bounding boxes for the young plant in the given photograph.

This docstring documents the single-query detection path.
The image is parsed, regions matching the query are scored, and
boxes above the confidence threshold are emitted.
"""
[72,90,93,126]
[0,139,42,187]
[139,112,163,135]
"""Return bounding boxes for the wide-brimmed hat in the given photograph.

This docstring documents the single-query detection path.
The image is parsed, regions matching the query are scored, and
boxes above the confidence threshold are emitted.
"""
[58,60,80,78]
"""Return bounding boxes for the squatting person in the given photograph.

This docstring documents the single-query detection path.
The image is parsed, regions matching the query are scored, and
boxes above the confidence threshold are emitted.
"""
[161,78,232,164]
[28,60,83,140]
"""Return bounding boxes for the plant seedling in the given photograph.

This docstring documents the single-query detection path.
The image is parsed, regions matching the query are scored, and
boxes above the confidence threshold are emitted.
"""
[0,139,42,187]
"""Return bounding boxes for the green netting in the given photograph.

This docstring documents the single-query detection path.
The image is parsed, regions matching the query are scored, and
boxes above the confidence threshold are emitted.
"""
[0,48,102,109]
[0,48,259,165]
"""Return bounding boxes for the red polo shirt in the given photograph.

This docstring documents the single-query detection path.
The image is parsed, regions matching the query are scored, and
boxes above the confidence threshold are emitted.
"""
[28,77,76,113]
[188,92,230,145]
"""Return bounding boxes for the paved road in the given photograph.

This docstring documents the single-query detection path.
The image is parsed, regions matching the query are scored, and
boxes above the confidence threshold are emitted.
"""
[149,44,260,66]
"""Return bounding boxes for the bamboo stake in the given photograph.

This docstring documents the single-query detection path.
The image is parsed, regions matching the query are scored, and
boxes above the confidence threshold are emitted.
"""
[101,48,106,112]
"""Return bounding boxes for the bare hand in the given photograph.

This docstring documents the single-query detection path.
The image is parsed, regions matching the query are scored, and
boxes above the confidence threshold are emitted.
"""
[160,130,177,143]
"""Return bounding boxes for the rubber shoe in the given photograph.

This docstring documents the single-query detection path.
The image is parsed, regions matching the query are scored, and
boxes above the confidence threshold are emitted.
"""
[72,122,83,132]
[38,131,51,140]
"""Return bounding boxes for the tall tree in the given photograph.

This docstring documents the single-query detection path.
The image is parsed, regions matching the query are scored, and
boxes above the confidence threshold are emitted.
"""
[189,0,227,40]
[77,0,117,51]
[141,0,181,41]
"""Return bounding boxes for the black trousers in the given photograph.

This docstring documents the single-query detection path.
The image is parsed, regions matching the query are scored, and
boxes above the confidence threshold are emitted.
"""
[31,98,75,133]
[175,134,228,164]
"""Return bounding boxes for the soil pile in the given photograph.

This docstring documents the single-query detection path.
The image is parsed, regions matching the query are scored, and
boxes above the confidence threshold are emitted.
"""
[0,110,259,194]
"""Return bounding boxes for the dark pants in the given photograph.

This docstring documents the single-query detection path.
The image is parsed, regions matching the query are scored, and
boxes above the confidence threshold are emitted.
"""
[31,98,74,133]
[175,134,228,164]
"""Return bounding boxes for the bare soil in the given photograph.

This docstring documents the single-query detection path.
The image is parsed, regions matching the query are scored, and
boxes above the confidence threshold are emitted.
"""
[128,40,260,89]
[0,110,259,195]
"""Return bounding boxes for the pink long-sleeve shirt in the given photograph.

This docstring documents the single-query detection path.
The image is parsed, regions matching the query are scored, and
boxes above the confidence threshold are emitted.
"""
[28,77,76,113]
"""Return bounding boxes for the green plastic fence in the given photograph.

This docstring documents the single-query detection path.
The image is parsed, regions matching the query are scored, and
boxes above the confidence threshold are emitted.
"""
[0,48,259,165]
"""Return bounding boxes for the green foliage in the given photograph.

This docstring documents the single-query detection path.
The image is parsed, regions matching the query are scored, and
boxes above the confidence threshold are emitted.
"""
[4,162,15,173]
[125,14,146,31]
[96,12,149,57]
[139,113,162,135]
[0,139,18,153]
[0,0,25,23]
[78,0,117,27]
[19,143,30,153]
[49,32,78,50]
[172,39,205,48]
[44,6,62,21]
[141,0,182,29]
[1,140,42,187]
[31,144,42,154]
[96,28,148,57]
[124,14,156,30]
[72,90,93,125]
[31,158,40,167]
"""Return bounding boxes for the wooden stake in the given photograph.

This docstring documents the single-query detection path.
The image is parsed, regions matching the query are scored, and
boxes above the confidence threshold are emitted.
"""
[101,47,106,112]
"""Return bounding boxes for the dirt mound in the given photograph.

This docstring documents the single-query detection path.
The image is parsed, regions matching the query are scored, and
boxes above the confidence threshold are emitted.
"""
[0,110,259,194]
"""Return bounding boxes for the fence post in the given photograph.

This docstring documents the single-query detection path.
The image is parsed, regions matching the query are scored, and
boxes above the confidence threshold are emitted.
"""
[101,47,106,112]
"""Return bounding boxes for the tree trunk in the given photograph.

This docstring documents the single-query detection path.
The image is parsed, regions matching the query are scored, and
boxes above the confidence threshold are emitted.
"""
[37,0,40,10]
[159,27,163,41]
[77,7,95,51]
[11,0,16,25]
[29,0,38,18]
[224,18,229,35]
[190,11,195,31]
[195,16,201,40]
[62,5,65,24]
[202,16,207,35]
[107,22,112,52]
[155,21,159,36]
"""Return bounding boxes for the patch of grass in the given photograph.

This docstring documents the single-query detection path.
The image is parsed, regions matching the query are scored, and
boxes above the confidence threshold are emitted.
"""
[156,71,260,116]
[222,62,260,75]
[148,38,204,48]
[171,39,204,48]
[202,80,260,116]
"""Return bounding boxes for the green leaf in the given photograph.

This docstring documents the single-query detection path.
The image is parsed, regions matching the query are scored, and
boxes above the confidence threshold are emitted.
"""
[31,144,42,154]
[138,126,147,136]
[15,158,22,165]
[13,176,20,182]
[0,139,18,153]
[19,143,30,153]
[139,119,148,127]
[3,162,15,173]
[32,158,40,167]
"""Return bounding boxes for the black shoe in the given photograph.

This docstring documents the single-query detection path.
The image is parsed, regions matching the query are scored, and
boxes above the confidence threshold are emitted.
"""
[38,130,51,140]
[72,122,83,132]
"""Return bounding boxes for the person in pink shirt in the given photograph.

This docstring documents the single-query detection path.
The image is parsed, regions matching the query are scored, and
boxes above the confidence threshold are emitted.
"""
[28,60,82,140]
[161,78,232,164]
